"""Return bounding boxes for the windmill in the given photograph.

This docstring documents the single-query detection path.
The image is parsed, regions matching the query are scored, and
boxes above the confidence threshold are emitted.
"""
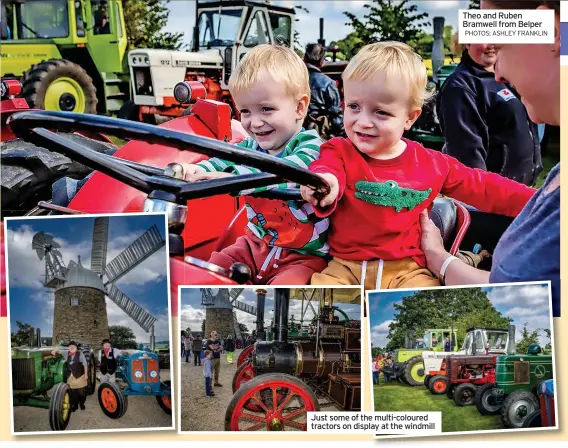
[32,216,166,349]
[200,288,254,340]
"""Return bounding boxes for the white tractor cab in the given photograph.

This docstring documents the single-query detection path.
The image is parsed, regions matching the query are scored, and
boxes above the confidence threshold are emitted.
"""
[422,326,516,375]
[122,0,295,122]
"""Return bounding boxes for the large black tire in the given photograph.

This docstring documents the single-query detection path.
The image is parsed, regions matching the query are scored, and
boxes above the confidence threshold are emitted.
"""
[424,375,432,389]
[118,100,139,121]
[98,382,128,419]
[156,380,172,415]
[446,384,455,400]
[428,375,448,395]
[501,390,539,428]
[475,383,501,415]
[454,383,477,407]
[403,356,426,386]
[1,134,116,217]
[522,410,542,428]
[83,349,97,396]
[49,382,72,431]
[22,59,98,113]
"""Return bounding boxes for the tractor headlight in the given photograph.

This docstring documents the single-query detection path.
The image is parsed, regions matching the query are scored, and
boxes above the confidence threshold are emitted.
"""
[149,370,158,378]
[173,81,192,104]
[144,57,150,64]
[134,370,143,379]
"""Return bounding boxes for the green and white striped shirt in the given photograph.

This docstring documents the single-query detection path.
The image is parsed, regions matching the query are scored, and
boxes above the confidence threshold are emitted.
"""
[197,130,329,256]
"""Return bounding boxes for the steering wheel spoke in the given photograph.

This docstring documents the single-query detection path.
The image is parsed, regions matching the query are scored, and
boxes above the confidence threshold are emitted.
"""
[8,110,330,196]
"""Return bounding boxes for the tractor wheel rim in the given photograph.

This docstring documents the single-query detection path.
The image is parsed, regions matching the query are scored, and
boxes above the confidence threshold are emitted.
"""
[62,391,70,421]
[102,388,118,412]
[462,390,473,401]
[510,399,535,426]
[410,362,425,382]
[482,391,500,411]
[44,77,86,112]
[235,364,255,390]
[237,345,254,367]
[433,380,446,392]
[229,380,317,431]
[162,395,172,409]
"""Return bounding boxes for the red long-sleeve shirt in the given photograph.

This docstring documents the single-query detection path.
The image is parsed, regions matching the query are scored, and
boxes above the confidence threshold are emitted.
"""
[309,137,536,266]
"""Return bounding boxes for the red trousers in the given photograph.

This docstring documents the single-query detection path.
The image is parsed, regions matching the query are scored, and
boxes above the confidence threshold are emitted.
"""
[209,234,328,285]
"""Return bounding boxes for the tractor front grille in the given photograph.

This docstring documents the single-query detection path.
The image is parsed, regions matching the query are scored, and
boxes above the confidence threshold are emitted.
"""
[12,359,36,390]
[133,67,153,96]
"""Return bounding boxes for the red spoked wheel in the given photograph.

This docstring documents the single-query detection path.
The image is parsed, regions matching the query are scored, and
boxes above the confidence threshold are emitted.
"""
[225,373,320,431]
[232,363,287,412]
[237,345,255,367]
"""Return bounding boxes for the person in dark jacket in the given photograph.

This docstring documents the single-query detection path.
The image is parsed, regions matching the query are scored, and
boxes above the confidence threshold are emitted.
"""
[225,334,235,364]
[98,338,128,383]
[192,335,202,366]
[303,43,344,139]
[436,41,541,186]
[52,341,88,412]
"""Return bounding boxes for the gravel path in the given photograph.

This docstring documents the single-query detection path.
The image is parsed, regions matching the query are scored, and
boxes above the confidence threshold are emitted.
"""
[180,349,343,432]
[13,370,173,433]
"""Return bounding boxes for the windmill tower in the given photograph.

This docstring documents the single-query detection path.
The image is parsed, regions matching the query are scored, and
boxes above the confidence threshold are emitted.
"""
[32,217,165,349]
[200,288,255,339]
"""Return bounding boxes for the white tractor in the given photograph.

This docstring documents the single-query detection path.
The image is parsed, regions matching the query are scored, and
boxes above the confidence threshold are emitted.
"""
[119,0,295,123]
[423,326,516,392]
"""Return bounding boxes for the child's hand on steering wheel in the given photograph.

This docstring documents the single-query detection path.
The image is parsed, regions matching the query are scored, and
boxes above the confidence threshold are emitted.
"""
[190,171,234,181]
[301,172,339,208]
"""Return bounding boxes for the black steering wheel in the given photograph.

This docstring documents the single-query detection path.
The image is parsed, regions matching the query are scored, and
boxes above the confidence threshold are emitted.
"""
[7,110,330,205]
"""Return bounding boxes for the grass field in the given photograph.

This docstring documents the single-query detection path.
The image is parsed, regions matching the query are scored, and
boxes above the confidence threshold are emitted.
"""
[374,382,504,433]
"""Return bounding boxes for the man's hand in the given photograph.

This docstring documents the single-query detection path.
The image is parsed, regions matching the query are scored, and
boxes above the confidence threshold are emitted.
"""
[301,172,339,208]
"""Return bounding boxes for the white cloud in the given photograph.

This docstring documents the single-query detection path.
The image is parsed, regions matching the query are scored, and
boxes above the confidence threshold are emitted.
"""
[486,284,551,309]
[371,319,393,348]
[422,1,462,10]
[106,299,170,343]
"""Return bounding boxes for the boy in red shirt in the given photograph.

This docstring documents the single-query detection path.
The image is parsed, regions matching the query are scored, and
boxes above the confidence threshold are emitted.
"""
[301,42,535,290]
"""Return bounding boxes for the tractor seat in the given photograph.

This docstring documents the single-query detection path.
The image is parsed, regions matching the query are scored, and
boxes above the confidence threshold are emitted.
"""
[429,197,470,255]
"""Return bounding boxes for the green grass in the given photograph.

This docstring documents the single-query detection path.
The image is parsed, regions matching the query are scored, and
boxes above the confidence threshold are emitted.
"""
[374,382,502,433]
[535,154,558,188]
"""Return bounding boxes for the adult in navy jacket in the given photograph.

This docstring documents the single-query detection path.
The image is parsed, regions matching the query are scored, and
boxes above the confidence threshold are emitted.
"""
[436,43,542,186]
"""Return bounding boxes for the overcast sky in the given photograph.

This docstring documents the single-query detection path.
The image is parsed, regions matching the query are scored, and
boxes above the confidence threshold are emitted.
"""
[6,214,171,344]
[368,282,553,349]
[166,0,470,49]
[180,287,361,336]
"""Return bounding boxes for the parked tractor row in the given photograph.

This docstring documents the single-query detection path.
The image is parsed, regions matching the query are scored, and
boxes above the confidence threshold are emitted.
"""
[388,323,553,429]
[11,328,171,431]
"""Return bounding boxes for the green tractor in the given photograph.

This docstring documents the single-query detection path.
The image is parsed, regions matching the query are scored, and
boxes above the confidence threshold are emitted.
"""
[474,344,553,429]
[392,328,459,386]
[1,0,129,115]
[11,329,96,431]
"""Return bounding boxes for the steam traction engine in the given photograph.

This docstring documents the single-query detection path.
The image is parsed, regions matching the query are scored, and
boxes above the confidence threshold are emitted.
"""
[226,288,361,431]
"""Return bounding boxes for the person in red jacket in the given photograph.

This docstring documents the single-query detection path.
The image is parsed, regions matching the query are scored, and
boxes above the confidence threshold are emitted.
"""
[301,42,535,291]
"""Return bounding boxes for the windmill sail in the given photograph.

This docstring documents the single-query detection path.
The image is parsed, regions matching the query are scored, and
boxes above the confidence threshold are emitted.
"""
[233,300,256,315]
[201,288,215,306]
[104,225,165,284]
[228,288,244,302]
[107,284,157,332]
[91,217,109,275]
[32,232,67,288]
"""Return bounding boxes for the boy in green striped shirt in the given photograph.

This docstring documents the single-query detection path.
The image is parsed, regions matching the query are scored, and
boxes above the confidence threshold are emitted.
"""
[182,44,329,284]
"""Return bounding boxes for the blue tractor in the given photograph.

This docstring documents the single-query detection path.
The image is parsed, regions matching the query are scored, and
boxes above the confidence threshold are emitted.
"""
[97,350,172,418]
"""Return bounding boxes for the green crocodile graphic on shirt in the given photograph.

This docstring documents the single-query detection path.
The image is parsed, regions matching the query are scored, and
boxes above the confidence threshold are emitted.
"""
[354,180,432,212]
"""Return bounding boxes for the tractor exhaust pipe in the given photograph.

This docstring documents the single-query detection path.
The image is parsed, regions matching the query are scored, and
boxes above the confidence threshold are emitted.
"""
[35,328,41,348]
[318,18,325,46]
[273,289,290,345]
[508,324,516,354]
[432,17,445,83]
[255,289,267,341]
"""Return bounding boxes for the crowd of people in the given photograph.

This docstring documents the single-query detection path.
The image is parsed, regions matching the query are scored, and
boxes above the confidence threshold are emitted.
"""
[372,353,394,385]
[181,330,255,398]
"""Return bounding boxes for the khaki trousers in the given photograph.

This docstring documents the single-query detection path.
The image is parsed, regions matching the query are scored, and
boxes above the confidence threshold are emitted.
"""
[311,257,440,290]
[211,357,220,384]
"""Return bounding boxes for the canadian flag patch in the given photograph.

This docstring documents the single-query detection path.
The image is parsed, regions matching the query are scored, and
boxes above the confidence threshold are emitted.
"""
[497,88,516,102]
